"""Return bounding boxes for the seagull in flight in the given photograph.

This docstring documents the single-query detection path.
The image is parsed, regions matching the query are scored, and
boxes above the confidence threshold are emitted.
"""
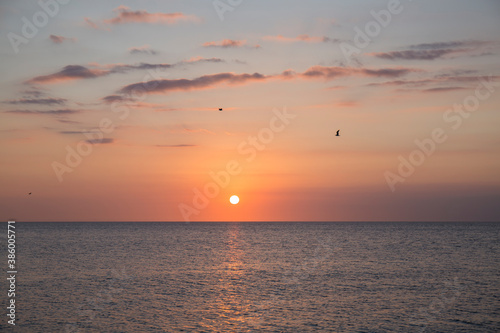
[335,130,340,137]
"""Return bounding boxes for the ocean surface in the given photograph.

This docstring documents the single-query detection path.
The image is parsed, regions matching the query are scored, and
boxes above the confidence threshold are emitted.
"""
[1,222,499,332]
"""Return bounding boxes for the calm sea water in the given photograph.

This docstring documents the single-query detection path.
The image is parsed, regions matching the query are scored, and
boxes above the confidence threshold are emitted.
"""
[2,222,499,332]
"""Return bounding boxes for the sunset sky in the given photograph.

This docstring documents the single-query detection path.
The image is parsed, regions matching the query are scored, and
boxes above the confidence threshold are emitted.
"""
[1,0,499,222]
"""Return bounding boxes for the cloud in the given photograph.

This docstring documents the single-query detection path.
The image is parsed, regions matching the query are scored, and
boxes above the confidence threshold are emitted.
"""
[422,87,467,93]
[86,138,114,144]
[86,6,199,29]
[28,65,108,84]
[263,34,340,43]
[57,119,82,124]
[4,97,67,105]
[129,45,157,55]
[6,109,79,115]
[368,75,500,89]
[49,34,76,44]
[27,58,224,85]
[409,40,491,50]
[300,66,416,79]
[371,49,456,61]
[112,65,415,97]
[181,56,225,64]
[371,40,495,61]
[101,95,133,104]
[202,39,260,49]
[155,144,197,148]
[84,17,100,29]
[118,72,268,95]
[59,131,85,134]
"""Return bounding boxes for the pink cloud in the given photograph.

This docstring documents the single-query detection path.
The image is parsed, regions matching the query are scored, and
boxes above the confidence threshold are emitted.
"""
[202,39,259,49]
[263,34,339,43]
[85,6,200,29]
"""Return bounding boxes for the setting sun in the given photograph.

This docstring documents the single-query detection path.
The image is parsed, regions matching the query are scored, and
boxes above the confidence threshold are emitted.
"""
[229,195,239,205]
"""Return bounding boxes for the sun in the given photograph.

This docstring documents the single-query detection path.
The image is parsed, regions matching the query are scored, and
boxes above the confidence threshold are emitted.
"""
[229,195,239,205]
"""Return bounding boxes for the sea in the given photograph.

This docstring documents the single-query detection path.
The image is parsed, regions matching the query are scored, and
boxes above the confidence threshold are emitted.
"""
[1,222,499,332]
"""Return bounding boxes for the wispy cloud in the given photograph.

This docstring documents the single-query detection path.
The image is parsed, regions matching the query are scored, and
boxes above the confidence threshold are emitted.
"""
[27,65,108,84]
[263,34,341,44]
[409,40,491,50]
[119,72,268,95]
[155,144,197,148]
[115,65,416,96]
[202,39,260,49]
[129,45,157,55]
[299,66,418,79]
[27,58,224,85]
[180,56,225,64]
[422,87,467,93]
[49,34,76,44]
[370,40,495,61]
[4,97,67,105]
[85,6,200,29]
[371,49,456,61]
[86,138,114,144]
[6,109,79,115]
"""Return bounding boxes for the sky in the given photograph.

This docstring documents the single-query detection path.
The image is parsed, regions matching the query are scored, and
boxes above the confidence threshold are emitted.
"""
[1,0,499,222]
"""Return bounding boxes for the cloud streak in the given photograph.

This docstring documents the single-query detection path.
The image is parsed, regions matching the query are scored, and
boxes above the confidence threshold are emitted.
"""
[202,39,260,49]
[371,40,495,61]
[119,72,268,95]
[263,34,340,44]
[85,6,200,29]
[4,97,67,105]
[6,109,79,115]
[129,45,157,55]
[49,35,76,44]
[27,58,225,84]
[155,144,197,148]
[86,138,114,144]
[115,65,416,96]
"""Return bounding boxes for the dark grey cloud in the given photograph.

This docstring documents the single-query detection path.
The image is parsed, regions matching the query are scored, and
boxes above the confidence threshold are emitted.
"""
[4,97,67,105]
[372,49,455,61]
[118,72,268,95]
[129,46,158,55]
[28,65,103,83]
[155,144,197,148]
[28,58,225,85]
[6,109,79,115]
[422,87,467,93]
[409,40,490,50]
[86,138,114,144]
[372,40,494,61]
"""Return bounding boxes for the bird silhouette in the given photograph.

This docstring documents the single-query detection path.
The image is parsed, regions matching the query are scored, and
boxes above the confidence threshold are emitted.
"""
[336,130,340,136]
[219,108,223,111]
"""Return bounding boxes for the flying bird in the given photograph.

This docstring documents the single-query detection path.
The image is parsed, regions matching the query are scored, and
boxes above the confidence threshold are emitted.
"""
[336,130,340,136]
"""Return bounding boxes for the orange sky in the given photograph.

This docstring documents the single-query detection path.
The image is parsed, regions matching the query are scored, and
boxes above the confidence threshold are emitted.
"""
[1,0,500,221]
